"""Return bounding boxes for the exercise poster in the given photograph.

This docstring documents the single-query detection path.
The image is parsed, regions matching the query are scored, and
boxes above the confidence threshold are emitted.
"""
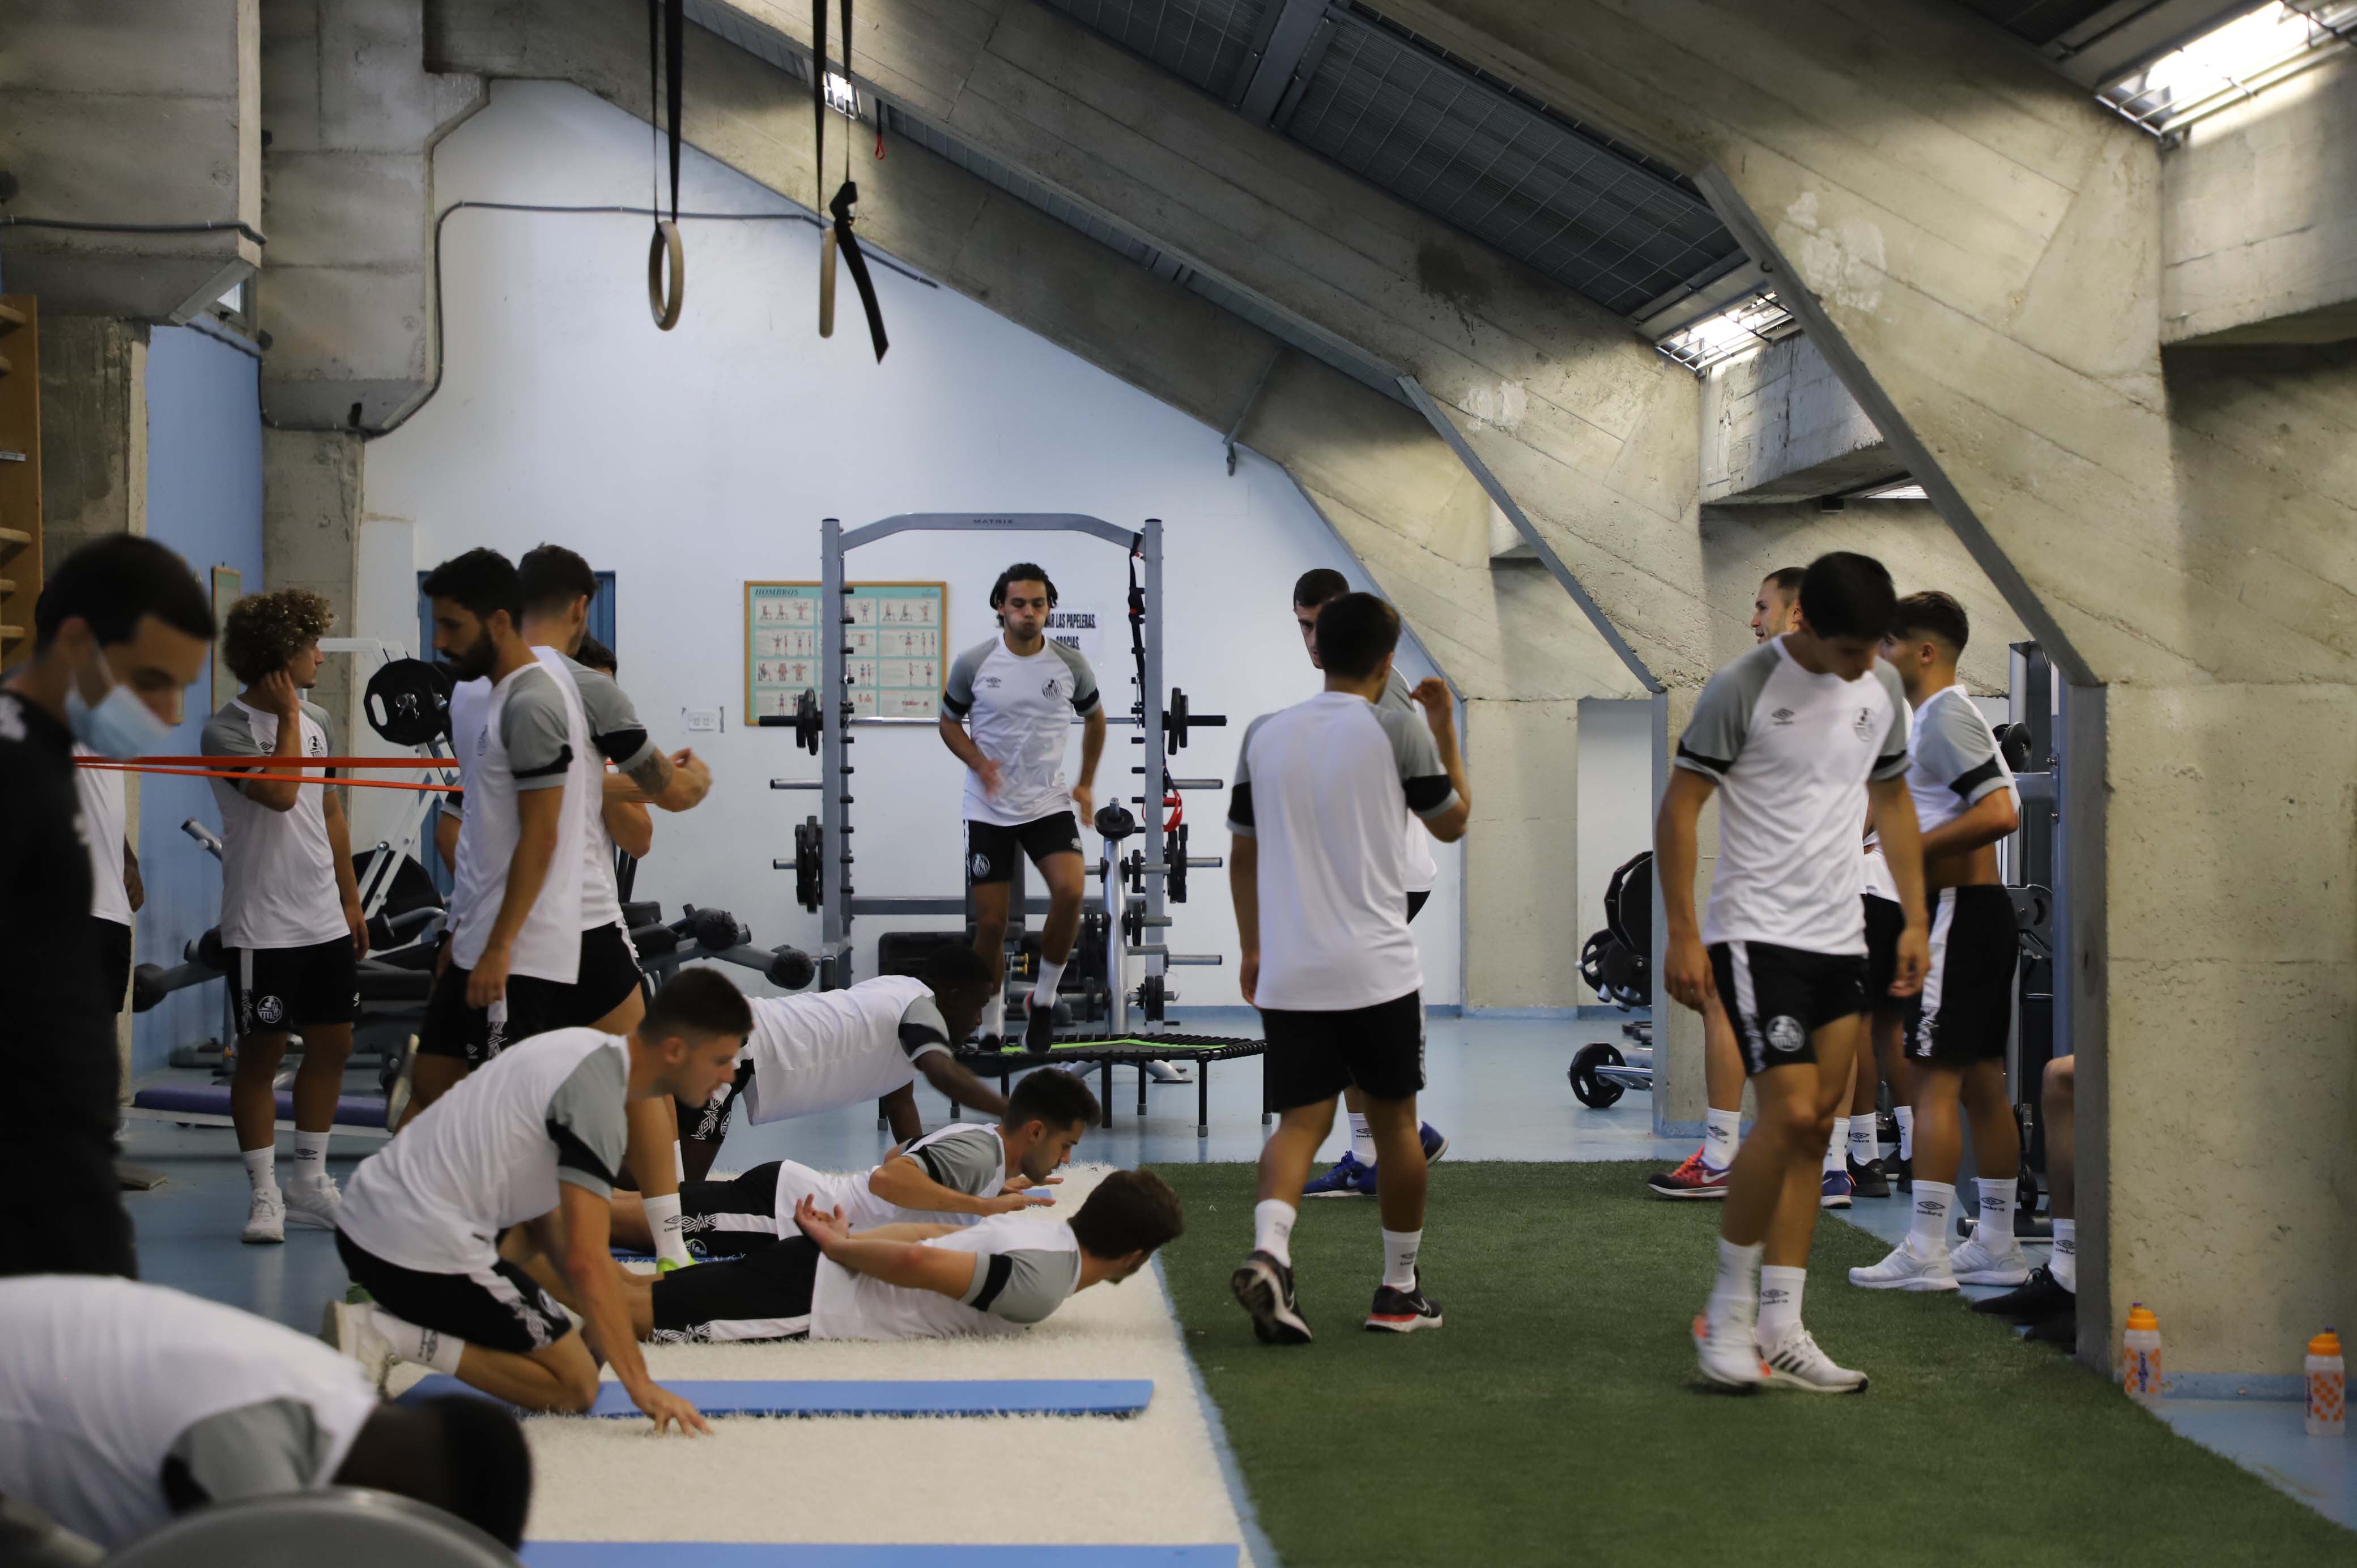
[744,581,948,725]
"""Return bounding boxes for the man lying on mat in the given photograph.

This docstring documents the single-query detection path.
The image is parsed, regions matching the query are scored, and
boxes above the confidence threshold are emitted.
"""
[536,1169,1182,1344]
[610,1067,1101,1260]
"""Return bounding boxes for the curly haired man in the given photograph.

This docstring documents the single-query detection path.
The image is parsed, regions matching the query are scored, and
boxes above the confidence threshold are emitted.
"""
[201,588,368,1245]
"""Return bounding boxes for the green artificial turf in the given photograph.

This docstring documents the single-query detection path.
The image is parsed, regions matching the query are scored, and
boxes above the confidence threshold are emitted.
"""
[1151,1162,2354,1568]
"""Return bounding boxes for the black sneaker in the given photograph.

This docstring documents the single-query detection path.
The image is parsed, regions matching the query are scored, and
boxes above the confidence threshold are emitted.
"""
[1364,1271,1444,1334]
[1231,1250,1312,1345]
[1971,1264,2075,1322]
[1848,1156,1891,1199]
[1891,1152,1913,1191]
[2024,1309,2077,1346]
[1022,989,1057,1052]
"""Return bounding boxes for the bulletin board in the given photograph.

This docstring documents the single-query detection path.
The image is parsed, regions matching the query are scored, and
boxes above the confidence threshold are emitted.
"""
[744,581,948,725]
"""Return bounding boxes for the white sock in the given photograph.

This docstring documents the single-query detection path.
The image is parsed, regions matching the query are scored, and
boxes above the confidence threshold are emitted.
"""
[1253,1199,1297,1267]
[1707,1237,1762,1331]
[1348,1113,1376,1165]
[1757,1265,1807,1343]
[1847,1115,1878,1168]
[1822,1123,1846,1175]
[1702,1108,1741,1172]
[1976,1177,2018,1247]
[643,1193,690,1267]
[672,1140,686,1182]
[1909,1180,1955,1255]
[981,994,1006,1039]
[291,1132,329,1185]
[368,1304,466,1375]
[1032,957,1067,1003]
[1895,1106,1914,1161]
[2050,1218,2078,1293]
[242,1147,276,1192]
[1381,1228,1421,1292]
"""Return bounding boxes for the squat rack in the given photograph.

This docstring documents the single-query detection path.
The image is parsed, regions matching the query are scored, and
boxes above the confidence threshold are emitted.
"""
[799,514,1224,1024]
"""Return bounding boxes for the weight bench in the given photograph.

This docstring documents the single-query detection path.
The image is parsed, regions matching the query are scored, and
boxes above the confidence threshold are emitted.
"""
[951,1034,1265,1137]
[400,1376,1153,1418]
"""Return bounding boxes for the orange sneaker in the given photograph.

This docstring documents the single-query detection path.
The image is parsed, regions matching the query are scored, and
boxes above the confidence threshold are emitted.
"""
[1648,1148,1731,1200]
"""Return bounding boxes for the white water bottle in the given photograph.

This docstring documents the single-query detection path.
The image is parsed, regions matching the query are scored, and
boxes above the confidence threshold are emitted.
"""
[2308,1330,2345,1437]
[2123,1304,2163,1405]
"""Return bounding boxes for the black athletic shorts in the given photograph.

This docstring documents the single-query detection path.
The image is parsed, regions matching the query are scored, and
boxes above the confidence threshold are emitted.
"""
[227,935,359,1036]
[1709,940,1867,1076]
[335,1229,572,1355]
[1907,885,2019,1068]
[417,956,569,1064]
[675,1162,788,1259]
[965,812,1083,885]
[547,922,645,1029]
[1261,988,1426,1113]
[687,1062,755,1146]
[1862,894,1906,1004]
[1406,889,1431,923]
[649,1234,820,1343]
[92,917,132,1016]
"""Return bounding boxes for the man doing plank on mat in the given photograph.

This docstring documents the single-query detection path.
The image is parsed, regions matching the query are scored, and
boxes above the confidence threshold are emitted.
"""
[683,947,1012,1178]
[542,1168,1184,1345]
[202,589,368,1246]
[616,1066,1099,1259]
[938,563,1104,1050]
[2,536,212,1280]
[324,969,750,1428]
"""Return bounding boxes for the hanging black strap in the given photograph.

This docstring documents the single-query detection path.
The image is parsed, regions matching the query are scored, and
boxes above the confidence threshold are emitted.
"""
[812,0,829,212]
[646,0,687,329]
[829,181,889,361]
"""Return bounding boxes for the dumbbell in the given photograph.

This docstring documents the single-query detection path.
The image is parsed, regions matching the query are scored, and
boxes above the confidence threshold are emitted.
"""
[671,905,817,990]
[129,928,231,1014]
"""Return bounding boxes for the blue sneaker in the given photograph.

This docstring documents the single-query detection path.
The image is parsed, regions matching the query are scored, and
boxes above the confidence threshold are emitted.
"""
[1303,1151,1372,1199]
[1340,1124,1450,1195]
[1820,1169,1854,1209]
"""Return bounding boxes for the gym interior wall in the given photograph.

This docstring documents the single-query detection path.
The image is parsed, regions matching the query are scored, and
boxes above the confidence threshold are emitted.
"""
[355,82,1463,1008]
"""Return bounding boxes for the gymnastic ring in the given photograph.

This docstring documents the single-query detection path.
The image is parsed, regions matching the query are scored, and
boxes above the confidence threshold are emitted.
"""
[647,220,685,331]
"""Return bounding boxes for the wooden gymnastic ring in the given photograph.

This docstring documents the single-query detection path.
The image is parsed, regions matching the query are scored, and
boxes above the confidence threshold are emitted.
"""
[647,220,685,331]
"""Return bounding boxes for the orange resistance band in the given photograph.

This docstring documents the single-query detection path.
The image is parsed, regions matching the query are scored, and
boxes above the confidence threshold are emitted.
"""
[85,755,454,770]
[73,761,458,794]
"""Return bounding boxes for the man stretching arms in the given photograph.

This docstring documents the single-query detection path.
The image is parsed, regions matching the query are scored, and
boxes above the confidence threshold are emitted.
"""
[324,969,748,1429]
[938,563,1104,1049]
[1229,593,1469,1343]
[1286,569,1449,1199]
[618,1066,1097,1258]
[1660,552,1928,1392]
[1850,592,2028,1293]
[203,589,368,1244]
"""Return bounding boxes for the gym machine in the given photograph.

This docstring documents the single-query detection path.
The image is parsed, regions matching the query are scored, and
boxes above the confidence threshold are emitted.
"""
[1570,850,1655,1109]
[0,1488,521,1567]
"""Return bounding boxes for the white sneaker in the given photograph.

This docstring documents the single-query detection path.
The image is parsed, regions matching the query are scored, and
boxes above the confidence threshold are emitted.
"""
[320,1298,398,1394]
[1849,1241,1959,1292]
[1948,1232,2031,1286]
[384,1034,419,1130]
[242,1184,286,1245]
[1758,1324,1870,1393]
[284,1175,342,1230]
[1692,1311,1767,1391]
[1145,1059,1193,1083]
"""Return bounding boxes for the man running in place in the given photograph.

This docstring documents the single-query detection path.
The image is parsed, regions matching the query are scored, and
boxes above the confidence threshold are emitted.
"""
[1286,569,1449,1199]
[1229,593,1469,1343]
[938,564,1104,1050]
[1660,552,1928,1392]
[325,969,748,1426]
[203,590,369,1243]
[616,1066,1096,1258]
[1652,567,1807,1200]
[1850,591,2029,1293]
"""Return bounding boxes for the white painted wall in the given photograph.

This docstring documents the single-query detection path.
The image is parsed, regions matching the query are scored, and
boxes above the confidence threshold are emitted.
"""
[1576,698,1654,1007]
[359,82,1461,1007]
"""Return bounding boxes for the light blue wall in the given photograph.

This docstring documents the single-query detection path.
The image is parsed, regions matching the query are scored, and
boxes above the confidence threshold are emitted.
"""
[134,326,263,1075]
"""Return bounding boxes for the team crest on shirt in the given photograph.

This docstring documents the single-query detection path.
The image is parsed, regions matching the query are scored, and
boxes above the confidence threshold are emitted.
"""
[1854,708,1875,740]
[1766,1016,1804,1054]
[1041,678,1063,698]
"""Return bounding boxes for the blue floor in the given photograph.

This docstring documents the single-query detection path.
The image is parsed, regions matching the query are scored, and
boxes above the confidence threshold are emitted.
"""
[119,1015,2351,1538]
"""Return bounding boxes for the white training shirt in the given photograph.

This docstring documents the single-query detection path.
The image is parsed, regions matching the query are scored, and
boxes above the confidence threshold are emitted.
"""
[338,1027,629,1274]
[445,660,592,982]
[737,977,952,1124]
[810,1211,1083,1341]
[1863,683,2018,901]
[1226,691,1459,1011]
[73,743,132,926]
[0,1276,378,1550]
[1377,670,1440,896]
[941,636,1100,826]
[1674,637,1911,956]
[770,1123,1010,1232]
[199,699,346,950]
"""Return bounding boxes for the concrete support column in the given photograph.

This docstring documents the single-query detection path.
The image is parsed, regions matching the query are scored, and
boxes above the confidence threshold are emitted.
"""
[1462,700,1580,1010]
[262,428,364,745]
[1648,684,1713,1135]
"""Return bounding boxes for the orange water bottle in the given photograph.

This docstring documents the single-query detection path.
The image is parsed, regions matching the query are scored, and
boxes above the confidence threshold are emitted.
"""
[2308,1330,2345,1437]
[2123,1304,2163,1404]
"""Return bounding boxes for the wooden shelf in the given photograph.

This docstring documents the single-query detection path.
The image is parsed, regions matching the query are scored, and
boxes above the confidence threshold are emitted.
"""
[0,353,11,379]
[0,626,23,643]
[0,303,23,335]
[0,527,30,548]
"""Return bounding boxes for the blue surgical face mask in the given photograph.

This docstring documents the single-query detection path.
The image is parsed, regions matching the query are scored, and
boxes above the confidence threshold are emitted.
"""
[66,653,174,760]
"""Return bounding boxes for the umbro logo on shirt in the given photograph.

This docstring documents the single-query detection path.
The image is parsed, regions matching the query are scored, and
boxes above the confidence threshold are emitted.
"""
[981,676,1002,689]
[1771,708,1795,725]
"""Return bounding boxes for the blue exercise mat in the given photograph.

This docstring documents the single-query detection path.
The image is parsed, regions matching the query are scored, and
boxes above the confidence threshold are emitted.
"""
[524,1548,1235,1566]
[132,1083,386,1128]
[400,1376,1153,1417]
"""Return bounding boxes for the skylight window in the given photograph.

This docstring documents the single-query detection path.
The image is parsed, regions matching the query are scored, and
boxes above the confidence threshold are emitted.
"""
[2101,2,2357,134]
[1853,480,1929,501]
[1655,291,1798,373]
[824,70,860,120]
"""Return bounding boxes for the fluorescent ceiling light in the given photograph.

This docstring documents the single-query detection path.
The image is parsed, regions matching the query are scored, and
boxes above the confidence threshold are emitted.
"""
[824,70,860,119]
[1853,480,1929,501]
[1655,290,1799,373]
[2102,3,2357,134]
